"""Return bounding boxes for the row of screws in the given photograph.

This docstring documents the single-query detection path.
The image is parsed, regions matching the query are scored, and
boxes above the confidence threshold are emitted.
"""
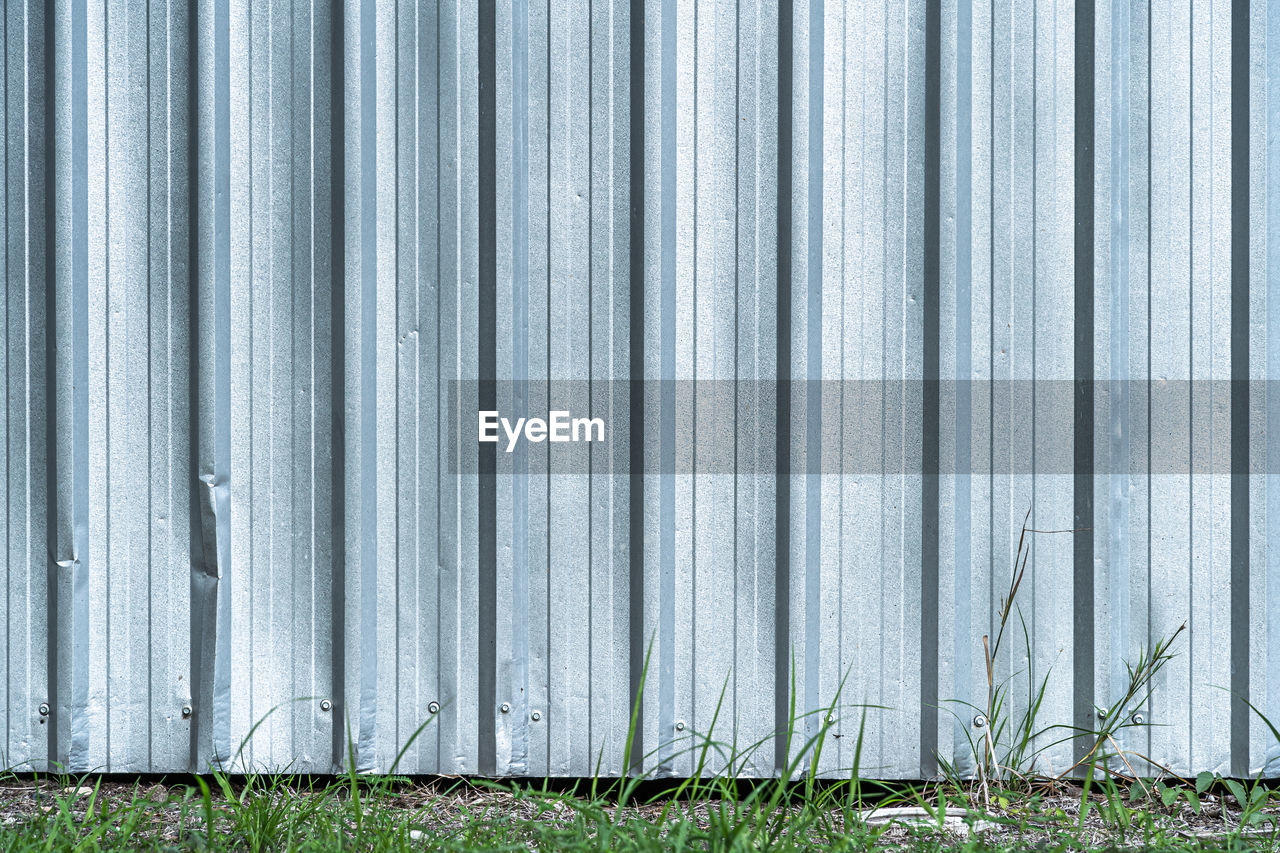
[32,700,1151,728]
[972,711,1149,728]
[498,703,543,721]
[37,702,195,719]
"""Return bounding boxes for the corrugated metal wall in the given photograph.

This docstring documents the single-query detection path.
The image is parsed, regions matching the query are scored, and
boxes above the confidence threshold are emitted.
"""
[2,0,1277,778]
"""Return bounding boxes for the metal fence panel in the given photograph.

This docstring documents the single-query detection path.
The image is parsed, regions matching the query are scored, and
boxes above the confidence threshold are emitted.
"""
[2,0,1276,779]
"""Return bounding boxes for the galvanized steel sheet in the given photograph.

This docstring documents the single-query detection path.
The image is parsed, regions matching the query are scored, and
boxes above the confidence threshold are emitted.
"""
[1,0,1277,778]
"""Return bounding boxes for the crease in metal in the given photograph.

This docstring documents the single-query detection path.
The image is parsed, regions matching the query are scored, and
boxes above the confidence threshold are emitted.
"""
[188,0,233,771]
[49,0,93,773]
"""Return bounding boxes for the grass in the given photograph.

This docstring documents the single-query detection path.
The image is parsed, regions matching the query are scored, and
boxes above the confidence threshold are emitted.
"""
[3,515,1278,851]
[2,768,1278,851]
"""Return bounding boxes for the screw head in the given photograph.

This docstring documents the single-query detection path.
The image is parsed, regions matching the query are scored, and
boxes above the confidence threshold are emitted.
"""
[531,711,541,722]
[1096,707,1108,720]
[320,699,333,713]
[972,714,988,729]
[427,701,440,715]
[675,720,686,732]
[38,703,50,717]
[826,714,835,724]
[181,705,193,719]
[500,703,510,714]
[1131,713,1145,725]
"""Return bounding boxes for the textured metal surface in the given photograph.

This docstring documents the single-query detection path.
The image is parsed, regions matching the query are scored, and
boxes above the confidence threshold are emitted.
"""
[2,0,1277,779]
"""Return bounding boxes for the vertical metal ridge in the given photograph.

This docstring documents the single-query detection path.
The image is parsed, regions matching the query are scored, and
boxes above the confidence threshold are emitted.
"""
[508,0,531,778]
[329,0,347,772]
[1229,0,1249,779]
[1106,0,1133,763]
[802,0,821,753]
[209,0,232,770]
[626,0,645,777]
[147,0,196,774]
[657,0,675,775]
[184,0,201,773]
[476,0,497,777]
[953,0,974,778]
[189,0,232,770]
[1072,0,1095,766]
[46,0,93,772]
[1267,0,1280,780]
[774,0,792,776]
[356,0,379,773]
[920,0,941,780]
[40,0,59,770]
[3,0,11,769]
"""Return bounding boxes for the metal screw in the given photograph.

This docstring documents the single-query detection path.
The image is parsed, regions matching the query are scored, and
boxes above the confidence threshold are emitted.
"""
[320,699,333,713]
[427,701,440,715]
[826,714,835,724]
[675,720,686,732]
[500,703,511,714]
[1096,707,1108,720]
[38,703,50,717]
[972,714,988,729]
[531,711,541,722]
[1131,713,1145,725]
[181,705,193,719]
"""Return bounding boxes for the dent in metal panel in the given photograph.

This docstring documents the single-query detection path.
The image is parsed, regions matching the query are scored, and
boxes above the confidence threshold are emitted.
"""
[49,0,92,773]
[193,0,232,772]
